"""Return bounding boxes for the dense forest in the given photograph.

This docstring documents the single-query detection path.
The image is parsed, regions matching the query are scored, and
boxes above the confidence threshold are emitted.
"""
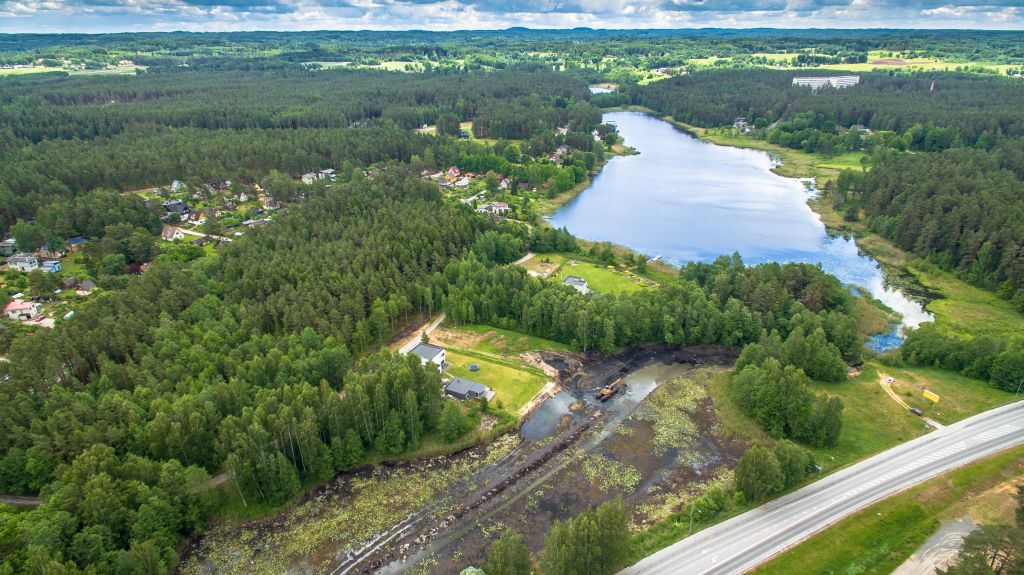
[853,140,1024,311]
[623,69,1024,151]
[1,30,1021,574]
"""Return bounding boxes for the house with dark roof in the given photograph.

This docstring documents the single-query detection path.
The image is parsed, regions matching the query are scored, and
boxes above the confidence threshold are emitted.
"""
[161,200,190,220]
[76,280,97,295]
[444,377,496,402]
[191,235,214,247]
[409,342,446,371]
[562,275,590,294]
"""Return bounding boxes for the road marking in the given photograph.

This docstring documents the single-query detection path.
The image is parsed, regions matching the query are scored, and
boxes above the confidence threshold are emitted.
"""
[974,424,1020,443]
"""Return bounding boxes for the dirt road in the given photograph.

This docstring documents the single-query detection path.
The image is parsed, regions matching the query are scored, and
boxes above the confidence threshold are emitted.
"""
[879,373,945,429]
[395,313,446,355]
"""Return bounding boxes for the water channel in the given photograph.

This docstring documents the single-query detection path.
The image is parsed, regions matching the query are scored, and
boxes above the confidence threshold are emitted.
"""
[551,106,932,350]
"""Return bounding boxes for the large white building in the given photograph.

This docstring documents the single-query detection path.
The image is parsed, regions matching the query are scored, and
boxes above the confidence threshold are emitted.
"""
[792,76,860,90]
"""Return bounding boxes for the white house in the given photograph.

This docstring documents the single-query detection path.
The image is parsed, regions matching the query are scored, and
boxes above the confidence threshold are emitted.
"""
[476,202,511,216]
[4,299,41,321]
[160,226,186,242]
[410,342,446,372]
[6,253,39,273]
[563,275,590,294]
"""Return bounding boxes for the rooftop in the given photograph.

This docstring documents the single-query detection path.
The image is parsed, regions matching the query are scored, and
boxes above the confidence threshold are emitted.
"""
[444,377,495,399]
[563,275,588,288]
[410,342,445,361]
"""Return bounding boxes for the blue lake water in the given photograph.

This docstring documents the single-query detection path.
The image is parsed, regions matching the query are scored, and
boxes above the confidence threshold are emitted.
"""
[550,110,932,350]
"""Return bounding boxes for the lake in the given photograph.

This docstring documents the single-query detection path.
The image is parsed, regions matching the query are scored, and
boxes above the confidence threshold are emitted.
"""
[549,111,932,350]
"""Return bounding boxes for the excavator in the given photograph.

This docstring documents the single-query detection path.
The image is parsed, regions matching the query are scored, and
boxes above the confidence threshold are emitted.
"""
[594,378,624,402]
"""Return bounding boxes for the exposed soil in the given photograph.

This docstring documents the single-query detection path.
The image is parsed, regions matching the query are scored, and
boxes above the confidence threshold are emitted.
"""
[869,58,910,65]
[178,344,744,575]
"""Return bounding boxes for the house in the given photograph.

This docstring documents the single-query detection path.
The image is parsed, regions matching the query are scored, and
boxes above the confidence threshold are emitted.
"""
[409,342,446,372]
[66,237,87,251]
[563,275,590,295]
[4,299,41,321]
[444,377,496,402]
[41,260,62,273]
[792,75,860,90]
[301,172,318,184]
[76,280,96,295]
[62,277,78,289]
[160,226,186,241]
[733,117,749,130]
[476,202,511,216]
[454,177,470,188]
[445,166,461,181]
[6,253,38,273]
[0,239,18,257]
[170,180,184,193]
[319,169,336,181]
[191,235,214,247]
[161,200,190,219]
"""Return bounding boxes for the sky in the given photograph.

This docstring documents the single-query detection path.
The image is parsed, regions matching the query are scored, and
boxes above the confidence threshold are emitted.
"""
[1,0,1023,33]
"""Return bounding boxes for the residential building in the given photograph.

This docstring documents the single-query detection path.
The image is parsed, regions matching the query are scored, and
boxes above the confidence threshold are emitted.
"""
[66,237,87,251]
[41,260,62,273]
[0,239,17,256]
[191,235,214,247]
[4,299,41,321]
[76,280,97,294]
[476,202,511,216]
[409,342,446,371]
[161,200,190,219]
[563,275,590,294]
[444,377,496,402]
[6,253,39,273]
[160,226,186,241]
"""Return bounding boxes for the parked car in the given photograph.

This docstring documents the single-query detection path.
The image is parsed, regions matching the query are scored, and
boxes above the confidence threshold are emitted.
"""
[909,407,923,416]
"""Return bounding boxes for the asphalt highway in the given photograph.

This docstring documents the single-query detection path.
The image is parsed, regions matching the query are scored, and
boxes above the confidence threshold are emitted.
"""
[621,400,1024,575]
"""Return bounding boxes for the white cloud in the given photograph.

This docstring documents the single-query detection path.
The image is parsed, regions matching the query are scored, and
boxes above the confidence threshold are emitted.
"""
[1,0,1023,30]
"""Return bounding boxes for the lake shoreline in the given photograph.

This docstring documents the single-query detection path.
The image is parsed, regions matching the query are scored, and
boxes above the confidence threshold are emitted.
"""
[549,109,931,349]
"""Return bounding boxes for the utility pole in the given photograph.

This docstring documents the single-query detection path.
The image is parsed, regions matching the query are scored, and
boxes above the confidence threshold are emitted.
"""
[1015,378,1023,398]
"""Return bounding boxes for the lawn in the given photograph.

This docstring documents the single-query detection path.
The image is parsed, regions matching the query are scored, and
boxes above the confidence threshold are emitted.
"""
[520,252,656,294]
[445,349,548,412]
[808,364,930,472]
[753,445,1024,575]
[884,365,1015,425]
[556,258,652,294]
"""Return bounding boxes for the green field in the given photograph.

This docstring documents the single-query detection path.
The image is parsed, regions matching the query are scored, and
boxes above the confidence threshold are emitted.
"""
[885,366,1015,425]
[557,259,650,294]
[0,64,144,77]
[445,349,548,412]
[754,445,1024,575]
[808,364,930,471]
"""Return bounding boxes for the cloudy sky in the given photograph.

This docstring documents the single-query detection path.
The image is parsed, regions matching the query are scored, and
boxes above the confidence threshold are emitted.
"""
[1,0,1022,33]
